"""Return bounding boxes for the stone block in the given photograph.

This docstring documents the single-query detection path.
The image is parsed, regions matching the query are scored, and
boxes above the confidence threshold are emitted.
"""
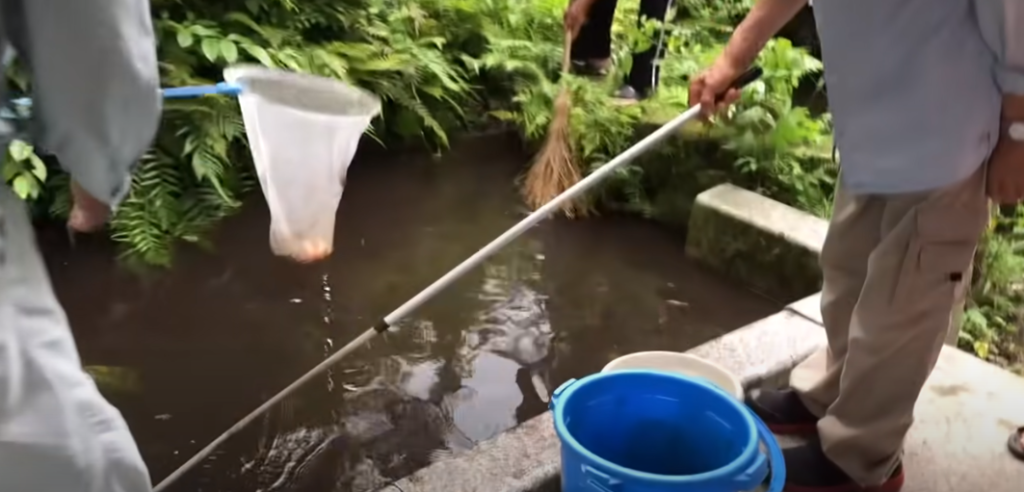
[686,184,827,302]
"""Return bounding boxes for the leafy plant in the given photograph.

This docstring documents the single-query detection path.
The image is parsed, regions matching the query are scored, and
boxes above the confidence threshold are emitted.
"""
[2,140,47,201]
[963,209,1024,371]
[490,1,833,221]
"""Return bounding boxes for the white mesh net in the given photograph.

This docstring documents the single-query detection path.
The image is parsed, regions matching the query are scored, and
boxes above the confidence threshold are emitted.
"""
[224,65,381,263]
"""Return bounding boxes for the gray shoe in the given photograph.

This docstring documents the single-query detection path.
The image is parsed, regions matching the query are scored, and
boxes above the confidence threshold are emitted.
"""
[612,85,650,104]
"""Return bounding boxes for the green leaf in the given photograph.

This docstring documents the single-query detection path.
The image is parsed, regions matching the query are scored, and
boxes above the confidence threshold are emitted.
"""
[201,38,220,62]
[9,139,33,161]
[29,154,46,181]
[176,29,194,48]
[84,366,142,393]
[1,160,16,181]
[243,45,275,67]
[12,174,35,199]
[220,40,238,63]
[974,340,990,359]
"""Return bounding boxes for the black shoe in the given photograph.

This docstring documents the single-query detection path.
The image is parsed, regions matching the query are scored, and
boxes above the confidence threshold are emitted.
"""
[745,388,819,435]
[782,441,905,492]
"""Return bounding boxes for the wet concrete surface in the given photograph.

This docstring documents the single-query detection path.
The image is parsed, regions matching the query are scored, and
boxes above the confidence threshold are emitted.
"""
[36,134,779,491]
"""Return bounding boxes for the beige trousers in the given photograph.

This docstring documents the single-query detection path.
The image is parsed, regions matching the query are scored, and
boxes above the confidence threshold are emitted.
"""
[789,165,989,486]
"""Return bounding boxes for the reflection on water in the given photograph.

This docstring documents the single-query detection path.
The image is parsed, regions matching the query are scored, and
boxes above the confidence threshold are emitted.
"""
[38,134,779,491]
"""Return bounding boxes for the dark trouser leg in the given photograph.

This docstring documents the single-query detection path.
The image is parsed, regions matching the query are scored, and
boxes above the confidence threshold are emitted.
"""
[570,0,618,62]
[626,0,673,94]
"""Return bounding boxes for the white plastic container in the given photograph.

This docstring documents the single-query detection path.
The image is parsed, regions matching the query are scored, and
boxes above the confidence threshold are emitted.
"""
[601,351,744,400]
[224,65,382,263]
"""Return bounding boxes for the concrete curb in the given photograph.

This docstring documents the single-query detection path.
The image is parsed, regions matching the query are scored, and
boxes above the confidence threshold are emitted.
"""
[376,296,828,492]
[685,183,827,302]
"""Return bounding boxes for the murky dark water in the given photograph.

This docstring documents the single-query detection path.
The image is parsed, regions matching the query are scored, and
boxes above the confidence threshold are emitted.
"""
[37,134,778,492]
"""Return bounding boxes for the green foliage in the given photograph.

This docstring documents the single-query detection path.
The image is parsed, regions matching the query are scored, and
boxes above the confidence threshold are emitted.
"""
[16,0,480,265]
[963,210,1024,372]
[2,139,47,201]
[490,1,834,219]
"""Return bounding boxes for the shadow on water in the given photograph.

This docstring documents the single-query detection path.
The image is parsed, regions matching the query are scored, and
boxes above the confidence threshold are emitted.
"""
[36,133,779,492]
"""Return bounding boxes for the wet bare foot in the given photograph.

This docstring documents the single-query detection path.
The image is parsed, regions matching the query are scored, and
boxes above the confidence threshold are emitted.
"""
[68,180,110,233]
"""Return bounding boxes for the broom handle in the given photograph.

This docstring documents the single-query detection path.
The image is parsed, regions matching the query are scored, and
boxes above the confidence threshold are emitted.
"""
[152,65,763,492]
[562,28,574,74]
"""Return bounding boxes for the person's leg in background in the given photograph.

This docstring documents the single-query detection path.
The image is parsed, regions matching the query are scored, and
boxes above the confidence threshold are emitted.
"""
[570,0,618,76]
[617,0,673,101]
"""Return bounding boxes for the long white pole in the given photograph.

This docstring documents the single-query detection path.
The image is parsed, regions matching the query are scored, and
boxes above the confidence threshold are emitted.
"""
[153,65,762,492]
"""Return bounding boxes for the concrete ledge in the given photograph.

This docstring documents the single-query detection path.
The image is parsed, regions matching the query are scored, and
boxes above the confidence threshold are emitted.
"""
[378,301,826,492]
[901,346,1024,492]
[380,412,561,492]
[690,297,827,390]
[685,184,827,302]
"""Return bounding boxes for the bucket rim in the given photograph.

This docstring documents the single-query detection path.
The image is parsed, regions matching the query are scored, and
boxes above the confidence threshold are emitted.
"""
[222,64,382,118]
[552,369,761,484]
[600,351,744,399]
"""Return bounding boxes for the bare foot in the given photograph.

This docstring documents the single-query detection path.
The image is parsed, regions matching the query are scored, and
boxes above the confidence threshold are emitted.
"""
[68,180,110,233]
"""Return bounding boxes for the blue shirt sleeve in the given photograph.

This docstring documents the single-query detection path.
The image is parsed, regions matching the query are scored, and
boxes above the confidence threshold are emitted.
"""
[976,0,1024,95]
[9,0,162,208]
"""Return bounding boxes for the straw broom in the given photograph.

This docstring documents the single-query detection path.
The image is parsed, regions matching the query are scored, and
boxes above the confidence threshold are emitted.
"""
[521,29,589,218]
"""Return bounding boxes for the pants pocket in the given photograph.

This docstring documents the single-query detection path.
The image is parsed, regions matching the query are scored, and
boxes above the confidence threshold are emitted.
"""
[892,238,976,309]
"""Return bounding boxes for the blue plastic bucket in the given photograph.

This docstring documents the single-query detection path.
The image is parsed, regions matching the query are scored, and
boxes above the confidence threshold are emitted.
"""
[551,370,784,492]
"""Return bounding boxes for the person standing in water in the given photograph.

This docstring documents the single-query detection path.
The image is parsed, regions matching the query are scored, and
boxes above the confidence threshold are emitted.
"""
[0,0,161,490]
[563,0,674,102]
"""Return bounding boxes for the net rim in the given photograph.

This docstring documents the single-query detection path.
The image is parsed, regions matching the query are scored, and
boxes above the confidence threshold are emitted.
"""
[223,64,382,118]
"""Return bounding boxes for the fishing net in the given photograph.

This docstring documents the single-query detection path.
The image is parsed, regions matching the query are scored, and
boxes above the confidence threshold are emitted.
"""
[224,65,381,263]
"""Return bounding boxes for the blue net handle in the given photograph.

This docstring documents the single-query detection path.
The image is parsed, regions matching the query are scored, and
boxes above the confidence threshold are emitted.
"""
[162,82,242,99]
[8,82,243,109]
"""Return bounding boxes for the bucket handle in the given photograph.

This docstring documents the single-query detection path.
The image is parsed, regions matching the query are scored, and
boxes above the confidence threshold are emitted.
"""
[749,409,786,492]
[581,464,622,492]
[550,379,621,492]
[550,377,577,409]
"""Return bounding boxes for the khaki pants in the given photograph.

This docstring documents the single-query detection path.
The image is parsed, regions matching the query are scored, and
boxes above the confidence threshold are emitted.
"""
[789,165,989,485]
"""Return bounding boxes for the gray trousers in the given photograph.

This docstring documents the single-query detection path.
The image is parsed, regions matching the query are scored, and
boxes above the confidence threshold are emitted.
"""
[0,185,151,492]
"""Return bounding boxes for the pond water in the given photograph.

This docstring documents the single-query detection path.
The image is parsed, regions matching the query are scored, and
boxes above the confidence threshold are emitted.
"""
[37,134,779,492]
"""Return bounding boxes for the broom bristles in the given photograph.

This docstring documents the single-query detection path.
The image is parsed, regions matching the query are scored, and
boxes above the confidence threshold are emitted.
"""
[522,88,589,218]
